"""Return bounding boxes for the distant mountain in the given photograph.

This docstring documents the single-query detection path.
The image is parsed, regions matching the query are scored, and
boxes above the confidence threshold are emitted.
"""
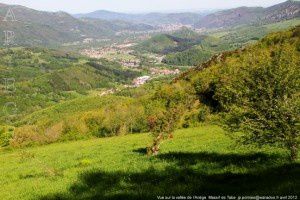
[74,10,205,25]
[0,4,154,46]
[0,1,299,47]
[195,7,264,28]
[82,18,154,32]
[195,0,300,28]
[75,1,300,28]
[74,10,137,21]
[263,0,300,23]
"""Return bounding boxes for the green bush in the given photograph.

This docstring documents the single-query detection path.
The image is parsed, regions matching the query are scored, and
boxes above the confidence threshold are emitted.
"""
[0,126,14,147]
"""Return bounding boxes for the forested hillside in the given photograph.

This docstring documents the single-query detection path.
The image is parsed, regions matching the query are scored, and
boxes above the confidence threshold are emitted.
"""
[0,1,299,199]
[0,27,299,199]
[75,0,300,28]
[2,26,298,151]
[0,4,154,46]
[194,0,300,28]
[0,2,300,199]
[135,28,209,54]
[0,48,140,126]
[136,19,300,66]
[0,1,299,47]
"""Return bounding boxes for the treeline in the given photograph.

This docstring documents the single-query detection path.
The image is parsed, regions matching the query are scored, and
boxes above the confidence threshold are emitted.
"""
[2,81,203,147]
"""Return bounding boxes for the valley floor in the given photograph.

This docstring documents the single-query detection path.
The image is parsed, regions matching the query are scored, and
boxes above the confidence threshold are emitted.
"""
[0,125,299,200]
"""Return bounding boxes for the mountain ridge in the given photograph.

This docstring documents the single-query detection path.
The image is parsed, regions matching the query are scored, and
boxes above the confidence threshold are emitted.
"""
[74,10,205,25]
[0,4,154,46]
[195,0,300,28]
[0,1,299,47]
[74,1,300,28]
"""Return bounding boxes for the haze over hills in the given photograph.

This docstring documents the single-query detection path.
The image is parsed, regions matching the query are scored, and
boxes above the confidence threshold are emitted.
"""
[0,3,154,46]
[75,1,300,28]
[0,1,299,47]
[74,10,206,25]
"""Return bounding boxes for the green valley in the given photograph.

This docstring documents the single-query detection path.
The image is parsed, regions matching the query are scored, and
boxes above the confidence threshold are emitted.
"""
[0,48,140,123]
[0,0,300,199]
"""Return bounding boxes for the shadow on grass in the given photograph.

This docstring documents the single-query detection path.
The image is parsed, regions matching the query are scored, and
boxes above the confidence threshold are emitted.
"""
[157,152,285,168]
[132,148,147,155]
[40,152,300,200]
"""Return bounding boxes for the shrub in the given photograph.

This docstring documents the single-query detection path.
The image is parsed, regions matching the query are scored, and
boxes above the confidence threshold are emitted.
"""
[0,126,14,147]
[10,125,45,147]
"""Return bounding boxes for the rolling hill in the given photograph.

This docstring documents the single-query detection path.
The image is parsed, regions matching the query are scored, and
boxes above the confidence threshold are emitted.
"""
[135,28,208,54]
[0,1,299,47]
[0,25,299,197]
[75,1,300,29]
[0,1,299,199]
[2,25,298,148]
[138,18,300,66]
[0,47,140,124]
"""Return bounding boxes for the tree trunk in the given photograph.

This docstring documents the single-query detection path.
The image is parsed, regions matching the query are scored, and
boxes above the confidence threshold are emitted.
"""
[290,144,298,162]
[149,133,163,156]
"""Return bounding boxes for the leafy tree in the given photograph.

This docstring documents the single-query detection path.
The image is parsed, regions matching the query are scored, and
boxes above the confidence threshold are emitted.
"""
[221,46,300,161]
[190,27,300,161]
[147,82,195,155]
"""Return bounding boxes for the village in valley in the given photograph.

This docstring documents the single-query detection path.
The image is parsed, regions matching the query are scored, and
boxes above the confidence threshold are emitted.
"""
[81,36,182,87]
[65,22,206,89]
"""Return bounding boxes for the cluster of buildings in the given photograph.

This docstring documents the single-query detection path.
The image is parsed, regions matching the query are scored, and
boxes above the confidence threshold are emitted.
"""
[133,76,151,87]
[116,23,193,37]
[156,23,194,32]
[80,39,182,89]
[81,47,131,59]
[132,68,181,87]
[81,42,137,59]
[121,59,141,68]
[63,38,111,46]
[150,68,180,76]
[81,48,111,59]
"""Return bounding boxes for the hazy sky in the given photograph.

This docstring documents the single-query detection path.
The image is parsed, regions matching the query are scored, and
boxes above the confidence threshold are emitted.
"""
[0,0,288,13]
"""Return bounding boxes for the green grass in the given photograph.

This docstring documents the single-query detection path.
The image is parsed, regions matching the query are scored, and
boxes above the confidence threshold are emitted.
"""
[0,125,299,200]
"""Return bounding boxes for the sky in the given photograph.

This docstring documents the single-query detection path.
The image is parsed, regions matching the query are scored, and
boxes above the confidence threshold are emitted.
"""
[0,0,288,13]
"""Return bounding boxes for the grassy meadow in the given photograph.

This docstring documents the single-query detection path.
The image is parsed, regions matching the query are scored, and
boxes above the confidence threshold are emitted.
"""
[0,125,299,200]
